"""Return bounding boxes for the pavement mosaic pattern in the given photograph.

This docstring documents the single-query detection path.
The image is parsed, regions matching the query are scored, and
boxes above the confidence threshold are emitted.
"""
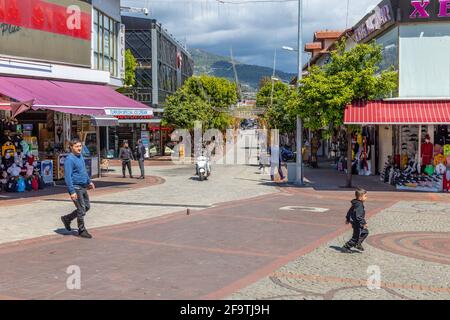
[227,201,450,300]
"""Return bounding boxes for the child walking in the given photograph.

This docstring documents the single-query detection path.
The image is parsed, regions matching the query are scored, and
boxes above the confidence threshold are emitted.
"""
[343,188,369,253]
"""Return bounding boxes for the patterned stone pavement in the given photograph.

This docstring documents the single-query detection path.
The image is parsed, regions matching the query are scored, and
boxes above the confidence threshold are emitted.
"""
[227,201,450,300]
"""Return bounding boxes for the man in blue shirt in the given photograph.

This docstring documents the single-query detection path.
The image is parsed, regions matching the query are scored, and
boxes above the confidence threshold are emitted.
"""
[61,138,95,239]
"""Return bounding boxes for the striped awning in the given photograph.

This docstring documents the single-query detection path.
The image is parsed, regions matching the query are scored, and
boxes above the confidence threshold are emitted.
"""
[344,100,450,125]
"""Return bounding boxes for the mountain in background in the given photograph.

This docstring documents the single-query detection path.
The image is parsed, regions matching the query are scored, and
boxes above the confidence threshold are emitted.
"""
[189,48,296,92]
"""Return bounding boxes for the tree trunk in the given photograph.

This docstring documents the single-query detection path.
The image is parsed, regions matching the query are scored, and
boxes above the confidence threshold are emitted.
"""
[346,128,353,188]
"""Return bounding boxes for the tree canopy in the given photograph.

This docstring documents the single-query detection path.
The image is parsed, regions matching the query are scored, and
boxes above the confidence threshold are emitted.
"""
[257,80,295,133]
[290,41,398,132]
[163,75,237,131]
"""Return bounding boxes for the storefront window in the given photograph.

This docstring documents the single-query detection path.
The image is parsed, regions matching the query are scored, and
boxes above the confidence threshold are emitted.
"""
[376,26,399,72]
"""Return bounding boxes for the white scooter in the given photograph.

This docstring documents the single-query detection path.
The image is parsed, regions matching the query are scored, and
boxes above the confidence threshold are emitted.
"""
[196,153,211,181]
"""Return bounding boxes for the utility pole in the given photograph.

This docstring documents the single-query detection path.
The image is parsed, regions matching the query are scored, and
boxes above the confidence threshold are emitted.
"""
[296,0,304,185]
[270,48,277,108]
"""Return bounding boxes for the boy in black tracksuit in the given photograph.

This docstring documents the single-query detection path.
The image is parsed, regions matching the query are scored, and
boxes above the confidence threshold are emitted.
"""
[343,188,369,252]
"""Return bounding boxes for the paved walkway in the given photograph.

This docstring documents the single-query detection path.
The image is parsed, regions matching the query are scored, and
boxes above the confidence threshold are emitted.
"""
[0,186,392,300]
[0,164,278,245]
[0,146,449,300]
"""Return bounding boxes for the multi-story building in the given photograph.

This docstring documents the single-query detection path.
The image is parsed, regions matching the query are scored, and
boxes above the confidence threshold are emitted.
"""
[121,15,194,155]
[306,0,450,192]
[0,0,151,178]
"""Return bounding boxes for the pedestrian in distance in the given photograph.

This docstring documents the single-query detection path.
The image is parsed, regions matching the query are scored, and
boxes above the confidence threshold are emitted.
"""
[342,188,369,253]
[119,141,134,178]
[61,138,95,239]
[136,139,146,179]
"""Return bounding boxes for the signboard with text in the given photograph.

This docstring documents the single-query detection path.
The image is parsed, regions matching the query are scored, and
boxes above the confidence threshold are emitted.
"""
[105,109,153,120]
[352,1,450,42]
[353,0,395,42]
[0,0,92,66]
[398,0,450,21]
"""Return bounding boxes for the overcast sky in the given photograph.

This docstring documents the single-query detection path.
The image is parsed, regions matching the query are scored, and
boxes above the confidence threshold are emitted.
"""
[121,0,381,73]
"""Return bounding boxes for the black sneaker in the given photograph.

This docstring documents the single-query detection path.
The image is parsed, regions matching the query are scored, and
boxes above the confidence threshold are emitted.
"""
[61,216,72,231]
[78,230,93,239]
[342,244,353,253]
[355,244,365,251]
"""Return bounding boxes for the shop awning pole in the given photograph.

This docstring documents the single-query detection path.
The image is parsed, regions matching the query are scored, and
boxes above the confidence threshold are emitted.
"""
[418,125,422,174]
[97,126,101,178]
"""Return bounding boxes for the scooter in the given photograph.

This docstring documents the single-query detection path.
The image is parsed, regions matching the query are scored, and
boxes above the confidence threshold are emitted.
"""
[196,154,211,181]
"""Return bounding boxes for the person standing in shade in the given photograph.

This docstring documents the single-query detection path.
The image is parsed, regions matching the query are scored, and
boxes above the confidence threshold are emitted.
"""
[119,141,134,178]
[136,139,146,179]
[61,138,95,239]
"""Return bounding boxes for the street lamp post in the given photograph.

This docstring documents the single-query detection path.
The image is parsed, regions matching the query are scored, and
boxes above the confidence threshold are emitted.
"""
[297,0,304,185]
[282,0,304,186]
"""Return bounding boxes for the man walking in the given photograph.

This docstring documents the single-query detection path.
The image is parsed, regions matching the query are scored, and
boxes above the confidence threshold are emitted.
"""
[119,141,134,178]
[136,139,146,179]
[61,138,95,239]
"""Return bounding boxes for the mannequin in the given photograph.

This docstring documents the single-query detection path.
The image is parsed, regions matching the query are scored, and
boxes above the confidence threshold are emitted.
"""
[421,134,433,171]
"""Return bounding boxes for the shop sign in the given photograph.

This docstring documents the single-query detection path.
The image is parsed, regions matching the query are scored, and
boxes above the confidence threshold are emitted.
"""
[401,0,450,21]
[0,0,92,66]
[106,109,153,119]
[354,1,394,42]
[40,160,54,185]
[119,24,126,80]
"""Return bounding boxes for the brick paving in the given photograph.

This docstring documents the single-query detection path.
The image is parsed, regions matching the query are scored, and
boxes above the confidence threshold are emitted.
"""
[0,158,449,300]
[228,200,450,300]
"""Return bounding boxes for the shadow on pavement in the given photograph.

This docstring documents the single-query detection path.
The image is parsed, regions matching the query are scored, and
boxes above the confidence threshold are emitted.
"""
[329,245,362,254]
[0,180,138,202]
[54,229,78,237]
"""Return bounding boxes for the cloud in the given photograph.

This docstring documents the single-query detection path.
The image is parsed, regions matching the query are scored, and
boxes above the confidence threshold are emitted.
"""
[121,0,381,72]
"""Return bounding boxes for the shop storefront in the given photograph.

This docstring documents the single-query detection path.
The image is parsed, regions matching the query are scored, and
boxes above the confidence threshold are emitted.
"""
[101,120,173,159]
[345,100,450,192]
[0,76,152,194]
[340,0,450,192]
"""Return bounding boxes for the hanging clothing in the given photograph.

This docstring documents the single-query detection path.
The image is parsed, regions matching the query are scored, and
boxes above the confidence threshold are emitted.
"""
[421,142,433,166]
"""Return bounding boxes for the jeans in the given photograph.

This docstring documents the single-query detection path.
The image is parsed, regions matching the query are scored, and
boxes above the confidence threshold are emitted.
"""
[346,223,369,247]
[138,159,145,177]
[64,186,90,233]
[122,160,133,177]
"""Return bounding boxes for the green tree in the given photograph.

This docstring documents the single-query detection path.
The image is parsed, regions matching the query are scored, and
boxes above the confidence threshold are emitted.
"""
[124,49,137,87]
[163,75,236,131]
[257,81,295,134]
[290,41,398,187]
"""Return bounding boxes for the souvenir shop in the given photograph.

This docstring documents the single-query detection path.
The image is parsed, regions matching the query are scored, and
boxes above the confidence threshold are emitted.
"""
[344,100,450,193]
[334,127,377,177]
[0,105,102,194]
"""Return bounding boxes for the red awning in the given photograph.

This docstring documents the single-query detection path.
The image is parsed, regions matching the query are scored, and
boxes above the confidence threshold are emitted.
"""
[0,76,153,117]
[344,100,450,125]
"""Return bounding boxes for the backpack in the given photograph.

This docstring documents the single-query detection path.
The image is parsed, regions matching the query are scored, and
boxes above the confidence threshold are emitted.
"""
[38,175,45,189]
[25,177,33,191]
[6,178,17,192]
[17,177,26,192]
[32,176,39,191]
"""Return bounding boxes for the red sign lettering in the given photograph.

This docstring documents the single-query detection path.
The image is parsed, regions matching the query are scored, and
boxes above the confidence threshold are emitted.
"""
[0,0,91,40]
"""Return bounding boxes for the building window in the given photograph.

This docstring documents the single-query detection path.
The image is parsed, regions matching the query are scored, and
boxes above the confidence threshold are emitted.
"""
[376,26,399,72]
[93,8,118,77]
